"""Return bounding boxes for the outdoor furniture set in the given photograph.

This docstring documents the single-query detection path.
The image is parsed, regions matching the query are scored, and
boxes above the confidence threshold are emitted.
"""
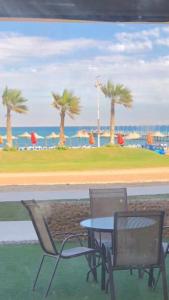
[22,188,169,300]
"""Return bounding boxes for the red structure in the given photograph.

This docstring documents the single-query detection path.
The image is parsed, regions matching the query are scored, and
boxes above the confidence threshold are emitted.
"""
[146,132,153,145]
[117,133,124,146]
[31,132,37,144]
[89,133,95,145]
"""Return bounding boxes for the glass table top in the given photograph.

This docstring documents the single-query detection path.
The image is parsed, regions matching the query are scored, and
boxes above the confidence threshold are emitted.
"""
[80,216,155,232]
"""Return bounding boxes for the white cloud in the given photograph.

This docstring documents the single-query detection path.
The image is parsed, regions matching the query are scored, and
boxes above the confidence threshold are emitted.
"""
[0,30,156,69]
[107,40,152,53]
[0,32,98,65]
[115,27,160,41]
[162,27,169,33]
[156,38,169,47]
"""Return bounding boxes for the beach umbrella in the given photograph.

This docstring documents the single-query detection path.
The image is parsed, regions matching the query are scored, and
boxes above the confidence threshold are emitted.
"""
[89,132,95,145]
[71,130,89,146]
[152,131,165,138]
[34,133,44,139]
[125,132,141,140]
[0,136,3,144]
[18,131,31,139]
[146,132,154,145]
[72,130,89,138]
[117,133,124,145]
[101,130,110,137]
[2,135,17,140]
[46,132,60,139]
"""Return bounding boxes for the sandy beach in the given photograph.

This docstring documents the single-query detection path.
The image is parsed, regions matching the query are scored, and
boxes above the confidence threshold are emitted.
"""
[0,167,169,186]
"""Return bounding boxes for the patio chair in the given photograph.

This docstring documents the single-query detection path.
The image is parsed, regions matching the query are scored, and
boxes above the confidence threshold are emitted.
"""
[89,188,128,247]
[21,200,101,298]
[153,221,169,288]
[106,211,168,300]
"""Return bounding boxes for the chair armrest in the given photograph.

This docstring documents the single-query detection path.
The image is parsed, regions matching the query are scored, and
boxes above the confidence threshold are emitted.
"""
[51,231,80,238]
[59,233,88,253]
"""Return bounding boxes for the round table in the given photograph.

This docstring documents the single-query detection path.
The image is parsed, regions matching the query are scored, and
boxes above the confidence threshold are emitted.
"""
[80,216,155,232]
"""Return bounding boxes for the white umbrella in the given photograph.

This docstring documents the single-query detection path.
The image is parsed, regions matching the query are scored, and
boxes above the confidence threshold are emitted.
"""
[33,133,44,139]
[72,130,89,138]
[18,131,31,138]
[125,132,141,140]
[152,131,165,138]
[101,130,110,137]
[46,132,60,139]
[2,135,18,140]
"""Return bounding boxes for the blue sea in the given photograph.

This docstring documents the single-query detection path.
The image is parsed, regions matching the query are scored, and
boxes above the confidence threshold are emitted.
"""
[0,125,169,148]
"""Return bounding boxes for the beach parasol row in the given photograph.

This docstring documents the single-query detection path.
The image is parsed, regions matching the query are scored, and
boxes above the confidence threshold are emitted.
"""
[0,129,168,148]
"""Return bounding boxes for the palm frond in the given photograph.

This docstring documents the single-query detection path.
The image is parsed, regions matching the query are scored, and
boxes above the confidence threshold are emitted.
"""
[52,89,80,118]
[13,105,28,113]
[101,81,133,107]
[2,87,28,112]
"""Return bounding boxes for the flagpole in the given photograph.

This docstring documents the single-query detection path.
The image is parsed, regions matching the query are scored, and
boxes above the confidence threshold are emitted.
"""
[95,78,102,148]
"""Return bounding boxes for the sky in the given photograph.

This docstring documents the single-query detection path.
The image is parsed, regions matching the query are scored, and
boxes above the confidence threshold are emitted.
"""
[0,21,169,127]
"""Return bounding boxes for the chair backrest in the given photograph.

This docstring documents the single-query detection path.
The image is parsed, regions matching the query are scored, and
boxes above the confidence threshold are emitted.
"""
[113,210,164,268]
[22,200,58,256]
[89,188,127,218]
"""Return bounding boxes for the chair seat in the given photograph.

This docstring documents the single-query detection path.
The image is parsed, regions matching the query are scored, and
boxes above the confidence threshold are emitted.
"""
[61,246,97,258]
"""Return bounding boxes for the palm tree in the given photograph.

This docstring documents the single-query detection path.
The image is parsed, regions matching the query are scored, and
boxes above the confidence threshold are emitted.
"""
[101,80,133,144]
[52,89,80,146]
[2,87,28,148]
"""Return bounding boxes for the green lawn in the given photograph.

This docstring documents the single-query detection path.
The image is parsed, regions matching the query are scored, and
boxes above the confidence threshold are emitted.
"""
[0,147,169,172]
[0,243,167,300]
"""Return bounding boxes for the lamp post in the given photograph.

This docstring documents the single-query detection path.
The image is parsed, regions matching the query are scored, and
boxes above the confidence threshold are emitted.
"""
[95,78,102,148]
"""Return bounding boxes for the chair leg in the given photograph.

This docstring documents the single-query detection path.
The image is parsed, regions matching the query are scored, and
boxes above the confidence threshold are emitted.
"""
[108,268,116,300]
[107,251,116,300]
[85,253,98,282]
[161,254,168,300]
[101,243,107,290]
[154,250,168,290]
[45,256,60,298]
[148,268,155,288]
[33,255,46,291]
[153,268,161,290]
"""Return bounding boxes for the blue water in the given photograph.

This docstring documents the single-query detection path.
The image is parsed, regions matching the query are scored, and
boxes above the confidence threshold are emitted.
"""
[0,125,169,148]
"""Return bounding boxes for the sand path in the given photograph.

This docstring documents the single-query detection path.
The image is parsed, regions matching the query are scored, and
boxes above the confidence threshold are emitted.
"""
[0,167,169,185]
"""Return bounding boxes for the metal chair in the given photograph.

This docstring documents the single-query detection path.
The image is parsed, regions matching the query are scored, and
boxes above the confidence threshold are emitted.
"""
[153,222,169,288]
[89,188,128,247]
[106,211,168,300]
[22,200,101,298]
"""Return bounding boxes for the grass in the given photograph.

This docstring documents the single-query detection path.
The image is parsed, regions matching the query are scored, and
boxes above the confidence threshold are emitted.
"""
[0,202,29,221]
[0,243,167,300]
[0,147,169,172]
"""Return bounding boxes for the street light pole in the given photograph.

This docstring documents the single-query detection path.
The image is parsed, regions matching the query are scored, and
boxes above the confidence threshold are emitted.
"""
[95,79,102,148]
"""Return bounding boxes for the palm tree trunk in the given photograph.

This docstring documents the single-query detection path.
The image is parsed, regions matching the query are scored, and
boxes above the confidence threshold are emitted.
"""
[110,100,115,145]
[6,107,13,148]
[59,111,65,146]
